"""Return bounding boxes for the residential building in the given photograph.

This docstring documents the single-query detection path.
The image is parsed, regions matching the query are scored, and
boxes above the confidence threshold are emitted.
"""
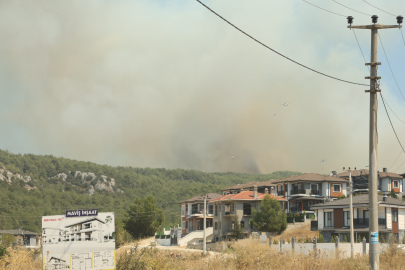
[272,173,349,214]
[221,180,278,195]
[64,217,107,243]
[337,168,403,195]
[311,194,405,243]
[210,186,287,241]
[0,229,40,248]
[179,193,222,235]
[47,256,68,269]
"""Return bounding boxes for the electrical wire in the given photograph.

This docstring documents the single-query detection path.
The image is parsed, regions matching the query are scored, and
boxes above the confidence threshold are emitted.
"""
[195,0,368,86]
[380,92,405,155]
[401,30,405,48]
[378,33,405,103]
[389,150,403,170]
[360,0,397,17]
[351,28,405,170]
[331,0,371,16]
[380,94,405,125]
[301,0,346,17]
[394,159,405,172]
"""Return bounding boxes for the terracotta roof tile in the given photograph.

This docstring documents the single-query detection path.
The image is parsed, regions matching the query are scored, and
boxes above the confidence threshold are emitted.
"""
[179,193,222,204]
[337,169,402,179]
[273,173,348,184]
[209,191,286,202]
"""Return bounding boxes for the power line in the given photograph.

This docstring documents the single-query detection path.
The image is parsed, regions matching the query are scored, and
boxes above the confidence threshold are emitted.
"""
[401,30,405,48]
[331,0,371,16]
[378,33,405,103]
[389,150,403,170]
[394,159,405,172]
[380,94,405,125]
[379,92,405,155]
[195,0,368,86]
[301,0,346,17]
[360,0,396,17]
[352,28,405,170]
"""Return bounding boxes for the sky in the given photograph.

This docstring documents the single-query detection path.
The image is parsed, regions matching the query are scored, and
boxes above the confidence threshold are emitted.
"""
[0,0,405,175]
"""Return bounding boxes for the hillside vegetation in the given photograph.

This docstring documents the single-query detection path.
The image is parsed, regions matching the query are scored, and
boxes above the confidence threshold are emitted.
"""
[0,149,300,232]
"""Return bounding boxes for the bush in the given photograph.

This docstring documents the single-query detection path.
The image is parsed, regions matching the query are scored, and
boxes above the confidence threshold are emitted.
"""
[358,235,362,243]
[273,239,279,244]
[344,235,348,243]
[331,236,335,243]
[305,236,310,243]
[318,234,324,243]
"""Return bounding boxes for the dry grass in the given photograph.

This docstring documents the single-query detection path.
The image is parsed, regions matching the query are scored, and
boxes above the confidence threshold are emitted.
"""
[115,239,405,270]
[2,238,405,270]
[0,247,42,270]
[273,223,319,243]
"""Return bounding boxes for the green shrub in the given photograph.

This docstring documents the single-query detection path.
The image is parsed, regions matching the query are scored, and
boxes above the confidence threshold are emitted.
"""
[305,236,310,243]
[358,235,362,243]
[273,239,279,244]
[344,235,348,243]
[318,234,324,243]
[331,236,335,243]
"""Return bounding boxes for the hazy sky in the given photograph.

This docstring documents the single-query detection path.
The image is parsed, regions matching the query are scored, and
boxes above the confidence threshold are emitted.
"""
[1,0,405,174]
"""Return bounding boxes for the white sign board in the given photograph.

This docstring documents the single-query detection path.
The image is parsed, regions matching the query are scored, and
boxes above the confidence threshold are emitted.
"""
[42,211,115,270]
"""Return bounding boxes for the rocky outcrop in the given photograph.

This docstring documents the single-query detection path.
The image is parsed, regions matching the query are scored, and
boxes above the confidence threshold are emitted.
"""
[0,167,34,189]
[52,171,122,196]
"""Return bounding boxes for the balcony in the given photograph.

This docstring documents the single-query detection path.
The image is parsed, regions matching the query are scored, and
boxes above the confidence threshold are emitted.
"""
[224,211,236,216]
[290,189,306,195]
[277,190,284,196]
[289,205,312,212]
[310,190,321,196]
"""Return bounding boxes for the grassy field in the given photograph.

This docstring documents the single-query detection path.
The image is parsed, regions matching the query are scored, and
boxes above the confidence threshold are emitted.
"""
[2,225,405,270]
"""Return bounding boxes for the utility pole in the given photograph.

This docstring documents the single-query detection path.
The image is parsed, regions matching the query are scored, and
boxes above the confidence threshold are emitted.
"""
[348,15,402,269]
[343,167,354,258]
[202,194,210,255]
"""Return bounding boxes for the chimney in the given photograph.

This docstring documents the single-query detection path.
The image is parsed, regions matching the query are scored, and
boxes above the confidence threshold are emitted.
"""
[239,188,243,193]
[332,171,337,176]
[383,194,387,202]
[264,188,269,194]
[271,186,275,195]
[383,168,387,172]
[253,186,258,199]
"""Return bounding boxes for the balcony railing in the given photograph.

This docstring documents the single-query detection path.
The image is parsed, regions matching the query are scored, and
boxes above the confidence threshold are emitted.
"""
[225,211,235,215]
[290,189,306,195]
[289,205,312,212]
[310,190,321,195]
[277,190,284,196]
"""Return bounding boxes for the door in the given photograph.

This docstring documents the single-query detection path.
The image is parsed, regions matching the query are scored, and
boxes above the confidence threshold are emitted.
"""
[363,210,369,225]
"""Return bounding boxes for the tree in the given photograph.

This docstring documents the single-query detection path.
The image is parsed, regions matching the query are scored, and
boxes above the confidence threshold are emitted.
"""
[389,190,398,199]
[250,195,287,233]
[230,215,244,240]
[124,196,164,239]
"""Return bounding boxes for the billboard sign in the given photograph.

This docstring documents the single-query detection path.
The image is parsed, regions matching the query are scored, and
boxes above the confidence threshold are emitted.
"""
[42,211,115,270]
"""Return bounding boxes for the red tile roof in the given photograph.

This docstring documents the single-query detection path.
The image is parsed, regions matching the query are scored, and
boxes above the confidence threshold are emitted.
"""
[209,191,286,202]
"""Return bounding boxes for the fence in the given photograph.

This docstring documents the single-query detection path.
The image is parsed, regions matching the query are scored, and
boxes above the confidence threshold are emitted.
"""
[266,236,404,258]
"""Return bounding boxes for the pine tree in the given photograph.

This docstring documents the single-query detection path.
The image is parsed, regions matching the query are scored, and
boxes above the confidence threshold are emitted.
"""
[251,195,287,233]
[230,214,244,240]
[357,235,361,243]
[124,196,164,239]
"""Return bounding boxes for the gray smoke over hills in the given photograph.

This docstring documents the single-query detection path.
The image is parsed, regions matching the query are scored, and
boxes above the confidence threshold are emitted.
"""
[0,0,404,174]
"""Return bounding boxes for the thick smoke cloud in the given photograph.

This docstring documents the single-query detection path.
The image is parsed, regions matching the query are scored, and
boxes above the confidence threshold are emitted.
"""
[0,0,405,174]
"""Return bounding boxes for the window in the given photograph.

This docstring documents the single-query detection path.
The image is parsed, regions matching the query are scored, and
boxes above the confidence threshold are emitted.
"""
[392,209,398,223]
[208,204,213,215]
[230,203,235,213]
[219,222,221,229]
[393,181,399,188]
[333,184,341,193]
[225,205,230,213]
[214,222,218,230]
[343,211,350,227]
[324,211,334,227]
[182,221,185,229]
[214,205,217,216]
[243,203,252,216]
[181,205,185,216]
[279,201,284,210]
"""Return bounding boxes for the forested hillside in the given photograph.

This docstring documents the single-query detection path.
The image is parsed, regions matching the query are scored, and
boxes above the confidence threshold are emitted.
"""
[0,149,300,233]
